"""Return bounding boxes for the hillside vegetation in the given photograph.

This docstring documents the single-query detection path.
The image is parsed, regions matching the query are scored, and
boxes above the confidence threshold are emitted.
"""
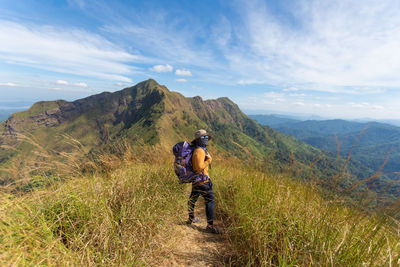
[0,79,384,207]
[251,115,400,206]
[252,115,400,177]
[1,79,399,265]
[1,148,399,266]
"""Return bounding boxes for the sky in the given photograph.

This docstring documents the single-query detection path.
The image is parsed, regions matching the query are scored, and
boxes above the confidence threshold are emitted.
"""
[1,0,400,119]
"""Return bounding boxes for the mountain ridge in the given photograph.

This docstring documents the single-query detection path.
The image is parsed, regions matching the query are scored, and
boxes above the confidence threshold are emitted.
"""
[1,80,320,172]
[251,115,400,174]
[251,114,400,203]
[0,79,386,206]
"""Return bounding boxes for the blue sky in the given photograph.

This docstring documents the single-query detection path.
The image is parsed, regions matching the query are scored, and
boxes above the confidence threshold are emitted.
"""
[1,0,400,119]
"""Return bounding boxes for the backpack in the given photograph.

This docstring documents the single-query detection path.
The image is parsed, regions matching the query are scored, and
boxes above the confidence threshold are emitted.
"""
[172,141,197,184]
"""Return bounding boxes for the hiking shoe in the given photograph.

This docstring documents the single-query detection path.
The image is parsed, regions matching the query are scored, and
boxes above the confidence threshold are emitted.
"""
[205,225,221,234]
[186,217,201,224]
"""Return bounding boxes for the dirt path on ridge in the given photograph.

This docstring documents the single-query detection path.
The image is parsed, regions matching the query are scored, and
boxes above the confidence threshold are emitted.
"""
[157,199,233,267]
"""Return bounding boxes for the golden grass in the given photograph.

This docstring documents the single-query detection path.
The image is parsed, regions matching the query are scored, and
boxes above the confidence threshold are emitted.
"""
[214,165,400,266]
[0,163,188,266]
[1,136,399,266]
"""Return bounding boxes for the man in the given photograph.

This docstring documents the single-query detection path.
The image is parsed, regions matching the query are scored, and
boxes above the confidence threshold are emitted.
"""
[187,129,220,234]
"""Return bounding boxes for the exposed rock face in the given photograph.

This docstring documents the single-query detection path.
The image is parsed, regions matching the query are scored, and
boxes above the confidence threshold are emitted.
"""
[2,103,66,137]
[0,79,168,150]
[1,110,58,140]
[1,81,163,135]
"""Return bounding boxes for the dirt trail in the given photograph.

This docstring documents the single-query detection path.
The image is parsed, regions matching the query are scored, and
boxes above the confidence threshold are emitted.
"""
[159,199,233,267]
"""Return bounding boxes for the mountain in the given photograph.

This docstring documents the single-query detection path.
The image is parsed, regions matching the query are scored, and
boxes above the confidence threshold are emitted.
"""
[1,81,328,175]
[274,120,400,176]
[1,87,398,266]
[0,80,326,170]
[378,119,400,127]
[0,79,389,205]
[248,114,300,127]
[251,115,400,201]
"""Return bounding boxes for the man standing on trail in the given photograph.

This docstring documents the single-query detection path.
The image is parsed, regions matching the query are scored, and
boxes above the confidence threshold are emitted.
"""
[187,129,220,234]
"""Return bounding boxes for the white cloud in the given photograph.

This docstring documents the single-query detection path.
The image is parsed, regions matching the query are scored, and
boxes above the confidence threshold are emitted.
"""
[263,92,285,98]
[192,85,203,90]
[237,79,265,85]
[226,0,400,93]
[115,82,126,87]
[289,93,306,97]
[56,80,87,87]
[262,100,278,105]
[0,82,17,87]
[103,21,216,69]
[350,102,370,108]
[175,69,192,76]
[283,87,299,92]
[294,101,305,106]
[74,82,88,88]
[56,80,68,85]
[0,20,136,82]
[372,105,384,110]
[176,78,187,82]
[212,16,233,48]
[349,102,385,110]
[150,64,173,72]
[263,92,286,103]
[67,0,85,9]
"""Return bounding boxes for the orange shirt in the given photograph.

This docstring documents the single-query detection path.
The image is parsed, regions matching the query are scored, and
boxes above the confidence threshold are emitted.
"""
[192,147,212,176]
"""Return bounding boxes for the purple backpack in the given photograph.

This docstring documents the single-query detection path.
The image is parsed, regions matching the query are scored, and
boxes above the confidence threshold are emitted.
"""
[172,141,197,183]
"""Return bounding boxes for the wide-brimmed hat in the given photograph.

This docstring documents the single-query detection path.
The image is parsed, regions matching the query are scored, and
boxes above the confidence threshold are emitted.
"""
[191,129,212,143]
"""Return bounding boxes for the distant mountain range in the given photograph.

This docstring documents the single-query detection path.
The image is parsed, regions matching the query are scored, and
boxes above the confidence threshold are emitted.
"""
[247,113,400,127]
[1,79,397,206]
[250,114,400,200]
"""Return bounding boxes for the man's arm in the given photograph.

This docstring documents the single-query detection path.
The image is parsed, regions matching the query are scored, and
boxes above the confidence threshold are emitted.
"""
[192,148,212,174]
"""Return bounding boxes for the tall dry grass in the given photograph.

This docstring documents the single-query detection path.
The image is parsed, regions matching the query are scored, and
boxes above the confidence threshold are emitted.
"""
[1,130,400,266]
[0,163,187,266]
[0,133,171,194]
[214,165,400,266]
[1,134,189,265]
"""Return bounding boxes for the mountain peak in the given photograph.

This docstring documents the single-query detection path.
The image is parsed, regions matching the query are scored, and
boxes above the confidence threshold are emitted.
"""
[124,78,170,96]
[140,78,160,87]
[0,79,320,171]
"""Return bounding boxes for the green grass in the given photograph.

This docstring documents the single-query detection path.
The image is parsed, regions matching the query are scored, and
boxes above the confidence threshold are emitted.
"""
[214,165,400,266]
[1,145,399,266]
[0,163,187,266]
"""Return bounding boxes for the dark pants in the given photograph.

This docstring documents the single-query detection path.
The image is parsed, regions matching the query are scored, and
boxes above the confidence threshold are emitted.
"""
[188,181,215,225]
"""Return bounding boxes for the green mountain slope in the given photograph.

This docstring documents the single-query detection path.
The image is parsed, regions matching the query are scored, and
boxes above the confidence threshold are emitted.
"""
[0,79,381,204]
[265,119,400,175]
[249,114,300,127]
[252,115,400,202]
[0,80,318,165]
[1,82,398,266]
